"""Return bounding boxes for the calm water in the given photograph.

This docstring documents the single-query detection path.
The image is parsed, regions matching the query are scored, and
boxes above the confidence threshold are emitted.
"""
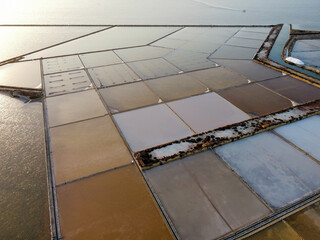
[0,0,319,25]
[0,92,50,240]
[0,26,105,63]
[0,1,319,239]
[269,24,320,80]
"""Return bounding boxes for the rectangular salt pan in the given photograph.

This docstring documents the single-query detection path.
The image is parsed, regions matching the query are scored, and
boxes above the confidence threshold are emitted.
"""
[274,116,320,161]
[215,132,315,210]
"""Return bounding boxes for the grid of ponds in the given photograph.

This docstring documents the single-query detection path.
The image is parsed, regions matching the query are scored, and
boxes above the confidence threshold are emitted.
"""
[1,25,320,240]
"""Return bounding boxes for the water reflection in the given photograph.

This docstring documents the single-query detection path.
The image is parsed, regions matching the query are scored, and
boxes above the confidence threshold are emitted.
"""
[0,26,105,63]
[0,92,50,239]
[0,0,319,25]
[269,24,320,80]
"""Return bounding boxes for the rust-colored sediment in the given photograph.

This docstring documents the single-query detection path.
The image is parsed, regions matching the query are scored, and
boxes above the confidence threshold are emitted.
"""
[285,201,320,240]
[134,100,320,170]
[245,221,302,240]
[57,165,174,240]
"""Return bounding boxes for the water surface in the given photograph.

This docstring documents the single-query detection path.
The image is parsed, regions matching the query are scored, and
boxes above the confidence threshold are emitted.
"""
[0,92,50,239]
[0,0,319,25]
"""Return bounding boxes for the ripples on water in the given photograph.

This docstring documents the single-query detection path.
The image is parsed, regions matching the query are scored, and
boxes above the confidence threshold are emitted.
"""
[0,92,50,240]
